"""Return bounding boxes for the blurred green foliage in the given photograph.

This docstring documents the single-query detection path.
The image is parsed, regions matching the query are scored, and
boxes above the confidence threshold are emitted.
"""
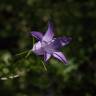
[0,0,96,96]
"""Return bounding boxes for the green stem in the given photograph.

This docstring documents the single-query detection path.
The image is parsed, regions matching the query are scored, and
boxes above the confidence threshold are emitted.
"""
[33,37,35,46]
[15,50,28,56]
[41,60,47,72]
[25,50,32,58]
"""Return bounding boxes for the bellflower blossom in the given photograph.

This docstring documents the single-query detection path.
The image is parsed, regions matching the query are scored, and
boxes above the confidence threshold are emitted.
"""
[31,22,71,64]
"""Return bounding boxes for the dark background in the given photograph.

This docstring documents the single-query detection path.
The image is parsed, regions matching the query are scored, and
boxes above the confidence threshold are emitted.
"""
[0,0,96,96]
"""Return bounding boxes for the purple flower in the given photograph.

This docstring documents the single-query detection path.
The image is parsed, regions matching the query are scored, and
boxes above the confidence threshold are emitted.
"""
[31,22,71,64]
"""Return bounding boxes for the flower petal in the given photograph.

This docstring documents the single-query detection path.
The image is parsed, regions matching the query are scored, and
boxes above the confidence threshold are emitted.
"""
[53,52,68,64]
[44,37,71,52]
[32,41,44,55]
[44,53,51,61]
[58,37,72,46]
[43,22,54,42]
[53,37,72,48]
[31,31,43,40]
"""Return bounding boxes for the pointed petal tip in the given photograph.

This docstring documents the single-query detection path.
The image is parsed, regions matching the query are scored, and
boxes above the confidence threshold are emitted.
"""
[53,52,68,64]
[61,36,72,46]
[31,31,43,40]
[64,36,72,42]
[43,22,54,42]
[64,60,68,64]
[48,21,53,27]
[44,53,51,62]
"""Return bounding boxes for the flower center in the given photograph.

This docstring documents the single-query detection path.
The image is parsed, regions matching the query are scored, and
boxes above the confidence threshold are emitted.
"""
[41,39,55,54]
[41,41,48,48]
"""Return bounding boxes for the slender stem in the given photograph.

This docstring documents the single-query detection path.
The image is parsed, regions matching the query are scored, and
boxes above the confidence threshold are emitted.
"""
[25,38,35,58]
[15,50,28,56]
[41,60,47,72]
[25,50,32,58]
[33,37,35,46]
